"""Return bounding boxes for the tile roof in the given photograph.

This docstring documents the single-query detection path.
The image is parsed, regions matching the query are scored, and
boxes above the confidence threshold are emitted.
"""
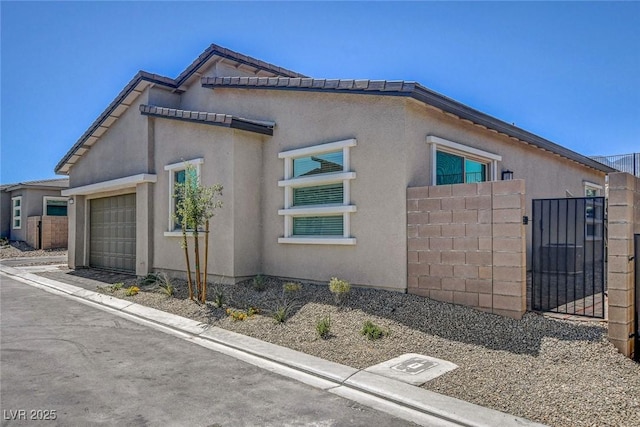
[202,77,616,174]
[202,77,417,92]
[3,178,69,192]
[139,105,275,135]
[55,44,303,174]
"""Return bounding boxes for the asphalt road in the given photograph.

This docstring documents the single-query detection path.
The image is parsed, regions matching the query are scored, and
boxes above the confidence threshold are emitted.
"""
[1,275,414,427]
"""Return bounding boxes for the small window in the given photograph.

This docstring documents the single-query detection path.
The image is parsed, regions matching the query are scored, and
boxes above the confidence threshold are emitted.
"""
[278,139,357,245]
[436,151,488,185]
[584,181,602,197]
[164,158,203,232]
[427,136,501,185]
[12,196,22,229]
[43,197,68,216]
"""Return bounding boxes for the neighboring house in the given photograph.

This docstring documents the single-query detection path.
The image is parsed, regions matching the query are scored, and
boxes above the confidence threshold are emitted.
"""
[55,44,615,315]
[1,178,70,249]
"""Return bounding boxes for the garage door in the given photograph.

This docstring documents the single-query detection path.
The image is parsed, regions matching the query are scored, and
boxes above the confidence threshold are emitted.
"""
[90,194,136,272]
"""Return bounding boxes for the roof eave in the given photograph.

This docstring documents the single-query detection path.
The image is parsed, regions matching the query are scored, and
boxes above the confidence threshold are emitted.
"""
[54,73,177,175]
[410,85,616,174]
[203,78,615,174]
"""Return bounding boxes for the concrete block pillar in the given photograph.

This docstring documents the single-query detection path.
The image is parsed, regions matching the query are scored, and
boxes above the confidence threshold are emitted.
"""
[607,172,639,358]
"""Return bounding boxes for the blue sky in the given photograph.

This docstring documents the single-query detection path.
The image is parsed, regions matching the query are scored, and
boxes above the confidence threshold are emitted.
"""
[1,1,638,183]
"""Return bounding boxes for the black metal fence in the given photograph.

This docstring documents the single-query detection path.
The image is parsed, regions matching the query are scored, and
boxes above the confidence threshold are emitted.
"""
[532,197,606,318]
[591,153,640,177]
[634,234,639,362]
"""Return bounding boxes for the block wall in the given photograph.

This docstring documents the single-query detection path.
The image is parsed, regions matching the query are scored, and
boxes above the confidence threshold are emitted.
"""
[27,216,41,249]
[407,180,526,319]
[607,172,639,358]
[41,216,68,250]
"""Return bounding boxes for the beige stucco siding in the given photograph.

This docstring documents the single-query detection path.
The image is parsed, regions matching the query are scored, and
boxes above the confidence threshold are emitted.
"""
[231,91,410,290]
[404,100,606,266]
[152,118,236,278]
[6,188,67,242]
[69,92,151,187]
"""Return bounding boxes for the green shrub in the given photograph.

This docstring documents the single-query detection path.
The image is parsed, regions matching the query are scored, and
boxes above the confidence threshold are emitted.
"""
[212,285,225,308]
[226,308,247,321]
[125,286,140,297]
[316,316,331,339]
[158,281,174,297]
[97,283,123,293]
[328,277,351,305]
[272,301,296,324]
[361,320,387,340]
[283,282,302,293]
[140,272,173,296]
[253,274,266,291]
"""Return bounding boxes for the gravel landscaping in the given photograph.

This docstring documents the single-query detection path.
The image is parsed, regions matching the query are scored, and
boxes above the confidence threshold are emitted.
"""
[33,269,640,427]
[0,241,67,259]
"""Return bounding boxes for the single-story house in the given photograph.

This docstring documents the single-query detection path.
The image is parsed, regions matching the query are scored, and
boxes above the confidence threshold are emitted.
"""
[1,178,70,249]
[55,43,615,317]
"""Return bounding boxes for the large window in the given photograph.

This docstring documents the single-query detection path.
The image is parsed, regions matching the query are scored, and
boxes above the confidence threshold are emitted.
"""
[12,196,22,229]
[164,158,203,233]
[278,139,357,245]
[427,136,501,185]
[43,197,68,216]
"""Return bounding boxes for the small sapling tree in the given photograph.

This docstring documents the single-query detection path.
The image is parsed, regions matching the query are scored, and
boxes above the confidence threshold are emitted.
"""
[174,164,223,303]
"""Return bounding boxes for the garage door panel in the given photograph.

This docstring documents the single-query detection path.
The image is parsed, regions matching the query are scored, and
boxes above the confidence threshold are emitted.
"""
[90,194,136,272]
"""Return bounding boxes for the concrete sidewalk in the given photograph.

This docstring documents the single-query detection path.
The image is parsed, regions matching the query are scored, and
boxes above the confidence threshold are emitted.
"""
[0,263,545,427]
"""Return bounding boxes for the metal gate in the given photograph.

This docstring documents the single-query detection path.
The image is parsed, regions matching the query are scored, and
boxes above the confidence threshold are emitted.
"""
[532,197,606,318]
[634,234,639,362]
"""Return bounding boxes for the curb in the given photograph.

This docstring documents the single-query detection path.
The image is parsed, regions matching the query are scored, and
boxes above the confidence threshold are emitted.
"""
[0,264,545,427]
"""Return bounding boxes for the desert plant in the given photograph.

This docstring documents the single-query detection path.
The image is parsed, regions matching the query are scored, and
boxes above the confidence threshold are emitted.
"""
[283,282,302,294]
[272,306,289,323]
[158,281,174,297]
[212,285,225,308]
[316,315,331,339]
[361,320,387,340]
[111,282,125,292]
[139,272,161,286]
[225,307,258,321]
[226,308,247,321]
[124,286,140,297]
[328,277,351,305]
[253,274,266,291]
[174,163,223,303]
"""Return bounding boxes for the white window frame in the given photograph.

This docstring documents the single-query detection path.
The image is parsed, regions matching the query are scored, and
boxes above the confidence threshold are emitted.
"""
[42,196,68,217]
[11,196,22,229]
[164,158,203,236]
[583,181,602,197]
[427,135,502,185]
[583,181,604,240]
[278,139,357,245]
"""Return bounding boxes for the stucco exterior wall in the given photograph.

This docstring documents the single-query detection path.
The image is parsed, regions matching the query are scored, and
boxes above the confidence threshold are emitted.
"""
[403,100,606,267]
[6,188,67,242]
[250,92,408,290]
[62,67,610,297]
[151,118,238,279]
[69,91,150,187]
